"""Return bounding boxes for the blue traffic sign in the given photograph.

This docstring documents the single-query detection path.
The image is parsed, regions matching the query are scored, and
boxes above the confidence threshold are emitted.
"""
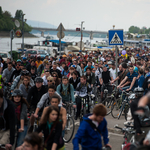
[109,30,123,45]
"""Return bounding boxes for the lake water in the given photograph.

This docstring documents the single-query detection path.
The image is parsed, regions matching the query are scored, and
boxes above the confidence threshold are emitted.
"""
[0,33,106,52]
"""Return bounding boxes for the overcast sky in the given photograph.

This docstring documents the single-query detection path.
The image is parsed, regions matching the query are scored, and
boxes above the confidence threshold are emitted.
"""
[1,0,150,31]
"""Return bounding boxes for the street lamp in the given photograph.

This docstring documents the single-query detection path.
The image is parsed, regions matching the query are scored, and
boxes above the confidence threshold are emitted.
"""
[22,14,26,55]
[80,21,84,51]
[113,25,115,29]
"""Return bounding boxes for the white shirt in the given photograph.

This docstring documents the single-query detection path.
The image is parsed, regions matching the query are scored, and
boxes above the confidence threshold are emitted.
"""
[95,68,103,79]
[109,68,119,80]
[42,75,48,85]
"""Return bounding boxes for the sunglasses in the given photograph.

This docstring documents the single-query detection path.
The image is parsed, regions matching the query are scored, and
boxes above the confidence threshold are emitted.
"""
[48,80,53,82]
[53,76,57,77]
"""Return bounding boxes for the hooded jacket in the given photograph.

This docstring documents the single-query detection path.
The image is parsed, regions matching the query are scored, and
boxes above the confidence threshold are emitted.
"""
[73,115,109,150]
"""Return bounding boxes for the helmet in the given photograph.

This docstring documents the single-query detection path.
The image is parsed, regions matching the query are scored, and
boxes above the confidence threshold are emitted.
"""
[21,70,29,76]
[128,93,135,100]
[35,77,43,83]
[12,89,23,97]
[134,87,144,97]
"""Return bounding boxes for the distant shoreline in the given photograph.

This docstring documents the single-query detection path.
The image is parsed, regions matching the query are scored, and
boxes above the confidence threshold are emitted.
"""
[0,31,38,38]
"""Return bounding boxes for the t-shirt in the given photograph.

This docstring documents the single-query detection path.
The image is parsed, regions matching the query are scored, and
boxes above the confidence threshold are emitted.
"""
[126,71,138,82]
[109,68,119,80]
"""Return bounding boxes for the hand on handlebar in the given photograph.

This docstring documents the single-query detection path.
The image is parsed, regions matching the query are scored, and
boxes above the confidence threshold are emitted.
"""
[33,114,38,118]
[73,105,76,108]
[110,80,114,84]
[18,128,24,132]
[74,93,78,98]
[126,88,131,92]
[5,144,12,150]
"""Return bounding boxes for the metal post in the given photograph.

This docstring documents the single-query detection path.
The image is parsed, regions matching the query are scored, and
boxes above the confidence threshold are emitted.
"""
[80,21,84,51]
[10,30,14,59]
[22,14,25,55]
[115,45,118,85]
[59,24,62,56]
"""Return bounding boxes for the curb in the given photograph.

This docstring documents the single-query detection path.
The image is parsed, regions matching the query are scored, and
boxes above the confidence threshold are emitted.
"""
[108,127,123,134]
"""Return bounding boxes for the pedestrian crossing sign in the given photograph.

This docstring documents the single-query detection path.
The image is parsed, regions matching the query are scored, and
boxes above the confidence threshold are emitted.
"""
[109,30,123,45]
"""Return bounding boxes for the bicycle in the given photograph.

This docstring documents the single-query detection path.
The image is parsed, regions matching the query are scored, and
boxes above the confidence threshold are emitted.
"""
[63,102,75,143]
[114,124,138,150]
[111,90,131,120]
[102,84,118,115]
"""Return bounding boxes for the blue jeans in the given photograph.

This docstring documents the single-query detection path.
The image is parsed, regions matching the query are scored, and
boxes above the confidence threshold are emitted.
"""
[16,125,28,147]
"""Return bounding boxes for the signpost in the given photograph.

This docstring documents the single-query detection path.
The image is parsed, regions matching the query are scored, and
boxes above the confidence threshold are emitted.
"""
[57,23,65,55]
[10,30,14,58]
[109,29,124,85]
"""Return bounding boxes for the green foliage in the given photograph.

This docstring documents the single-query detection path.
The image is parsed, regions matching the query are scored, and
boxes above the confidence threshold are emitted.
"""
[15,10,23,20]
[128,26,150,34]
[0,7,32,32]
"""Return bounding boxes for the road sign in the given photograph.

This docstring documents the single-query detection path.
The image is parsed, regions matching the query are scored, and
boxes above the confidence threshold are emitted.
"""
[109,30,123,45]
[57,23,65,31]
[57,31,65,39]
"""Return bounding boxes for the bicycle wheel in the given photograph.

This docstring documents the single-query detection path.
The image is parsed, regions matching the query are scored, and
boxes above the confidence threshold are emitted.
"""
[63,115,75,143]
[124,104,130,121]
[111,98,122,118]
[118,102,126,120]
[102,97,113,115]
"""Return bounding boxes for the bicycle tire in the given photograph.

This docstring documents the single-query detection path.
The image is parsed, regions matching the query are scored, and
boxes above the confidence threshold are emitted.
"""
[102,97,113,115]
[63,115,75,143]
[111,99,122,119]
[118,102,126,120]
[124,104,130,121]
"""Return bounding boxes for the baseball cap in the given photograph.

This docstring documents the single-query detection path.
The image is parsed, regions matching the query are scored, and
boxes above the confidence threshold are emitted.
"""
[23,57,27,60]
[17,59,21,62]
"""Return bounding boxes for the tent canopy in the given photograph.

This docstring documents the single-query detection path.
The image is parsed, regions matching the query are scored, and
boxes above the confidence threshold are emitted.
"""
[49,40,66,44]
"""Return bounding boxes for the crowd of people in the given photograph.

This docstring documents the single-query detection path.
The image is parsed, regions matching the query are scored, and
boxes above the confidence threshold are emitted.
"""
[0,47,150,150]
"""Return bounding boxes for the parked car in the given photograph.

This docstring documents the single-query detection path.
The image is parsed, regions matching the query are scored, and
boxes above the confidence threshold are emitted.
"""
[0,51,12,61]
[25,49,38,58]
[37,50,49,60]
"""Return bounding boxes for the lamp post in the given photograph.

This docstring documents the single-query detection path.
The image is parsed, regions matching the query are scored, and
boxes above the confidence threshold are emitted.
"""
[22,14,25,55]
[80,21,84,51]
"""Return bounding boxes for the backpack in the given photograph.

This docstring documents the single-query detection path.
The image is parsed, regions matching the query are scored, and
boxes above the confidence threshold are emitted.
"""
[60,83,71,95]
[76,82,90,93]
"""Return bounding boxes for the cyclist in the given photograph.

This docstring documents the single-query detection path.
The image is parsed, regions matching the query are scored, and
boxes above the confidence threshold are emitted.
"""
[2,62,15,82]
[0,89,16,150]
[117,65,138,91]
[130,87,144,135]
[73,104,111,150]
[10,89,29,147]
[27,77,47,111]
[69,71,80,90]
[72,60,82,76]
[100,65,113,101]
[111,62,128,84]
[74,75,92,120]
[10,70,34,92]
[50,62,62,79]
[9,61,22,83]
[37,59,48,75]
[34,85,62,117]
[42,70,50,85]
[56,76,75,105]
[40,95,67,130]
[36,106,65,150]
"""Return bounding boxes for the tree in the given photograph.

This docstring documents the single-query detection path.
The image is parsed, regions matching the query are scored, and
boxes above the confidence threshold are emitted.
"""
[128,26,140,33]
[15,10,23,20]
[3,11,12,18]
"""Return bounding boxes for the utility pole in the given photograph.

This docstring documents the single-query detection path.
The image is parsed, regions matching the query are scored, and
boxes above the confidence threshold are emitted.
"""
[80,21,84,51]
[10,30,14,58]
[59,24,62,56]
[22,14,25,55]
[113,25,118,85]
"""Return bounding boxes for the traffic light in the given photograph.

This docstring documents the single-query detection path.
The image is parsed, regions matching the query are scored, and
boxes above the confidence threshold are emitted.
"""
[76,28,80,31]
